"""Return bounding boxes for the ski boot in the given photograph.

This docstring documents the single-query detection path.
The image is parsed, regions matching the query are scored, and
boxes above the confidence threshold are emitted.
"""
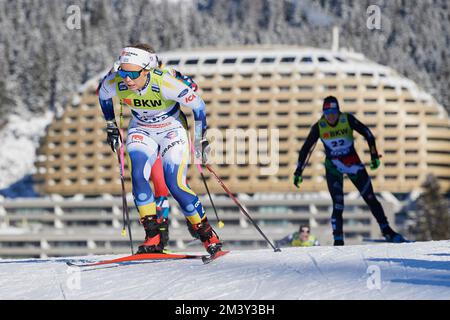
[136,215,164,254]
[192,218,222,255]
[381,225,406,243]
[186,219,200,240]
[156,196,170,247]
[159,218,170,247]
[333,234,344,246]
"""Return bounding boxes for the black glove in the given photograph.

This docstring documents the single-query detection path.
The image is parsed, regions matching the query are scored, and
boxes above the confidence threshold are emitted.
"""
[106,121,120,152]
[194,138,210,164]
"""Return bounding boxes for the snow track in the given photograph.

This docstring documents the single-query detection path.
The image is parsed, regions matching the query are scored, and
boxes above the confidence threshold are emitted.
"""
[0,241,449,300]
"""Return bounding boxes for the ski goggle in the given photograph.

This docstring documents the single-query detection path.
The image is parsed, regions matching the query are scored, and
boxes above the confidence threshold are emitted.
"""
[323,108,339,116]
[117,67,145,80]
[117,62,149,80]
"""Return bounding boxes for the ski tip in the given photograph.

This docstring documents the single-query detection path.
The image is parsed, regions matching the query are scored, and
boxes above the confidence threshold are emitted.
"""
[202,250,230,264]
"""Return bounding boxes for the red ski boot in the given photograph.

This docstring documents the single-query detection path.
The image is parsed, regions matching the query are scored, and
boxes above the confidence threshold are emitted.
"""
[137,215,164,254]
[192,218,222,255]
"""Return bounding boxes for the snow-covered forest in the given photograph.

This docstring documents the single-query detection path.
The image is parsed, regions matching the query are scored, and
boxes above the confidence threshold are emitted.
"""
[0,0,449,122]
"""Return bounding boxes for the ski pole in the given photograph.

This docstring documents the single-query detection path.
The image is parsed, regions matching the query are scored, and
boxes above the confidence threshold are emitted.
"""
[190,141,224,228]
[117,107,134,254]
[299,141,317,173]
[205,164,281,252]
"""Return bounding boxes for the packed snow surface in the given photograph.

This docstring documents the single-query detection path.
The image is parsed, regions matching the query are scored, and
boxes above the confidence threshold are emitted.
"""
[0,240,449,300]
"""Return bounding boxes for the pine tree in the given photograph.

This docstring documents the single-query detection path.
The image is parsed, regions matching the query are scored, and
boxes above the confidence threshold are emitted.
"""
[410,174,450,241]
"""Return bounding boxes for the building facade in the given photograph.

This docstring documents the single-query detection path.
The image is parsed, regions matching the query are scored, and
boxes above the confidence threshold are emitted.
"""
[34,46,450,196]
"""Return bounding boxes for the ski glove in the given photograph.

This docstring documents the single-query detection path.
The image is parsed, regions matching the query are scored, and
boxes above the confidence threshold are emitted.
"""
[293,165,304,188]
[194,138,210,164]
[106,121,120,152]
[370,157,380,170]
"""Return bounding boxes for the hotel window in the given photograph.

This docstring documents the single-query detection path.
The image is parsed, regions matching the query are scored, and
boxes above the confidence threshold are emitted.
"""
[318,57,330,63]
[242,57,257,64]
[204,58,218,65]
[166,59,180,65]
[384,162,397,167]
[297,99,313,104]
[223,58,237,64]
[281,56,296,63]
[185,59,199,65]
[405,162,419,167]
[261,57,276,63]
[300,56,313,63]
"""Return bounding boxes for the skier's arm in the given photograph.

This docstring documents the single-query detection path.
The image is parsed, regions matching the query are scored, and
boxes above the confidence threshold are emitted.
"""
[347,113,378,159]
[98,73,117,122]
[98,73,119,151]
[295,123,320,175]
[160,72,207,141]
[276,234,294,247]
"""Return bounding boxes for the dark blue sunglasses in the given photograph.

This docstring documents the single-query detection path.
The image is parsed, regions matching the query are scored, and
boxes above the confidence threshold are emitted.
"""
[118,68,144,80]
[118,63,149,80]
